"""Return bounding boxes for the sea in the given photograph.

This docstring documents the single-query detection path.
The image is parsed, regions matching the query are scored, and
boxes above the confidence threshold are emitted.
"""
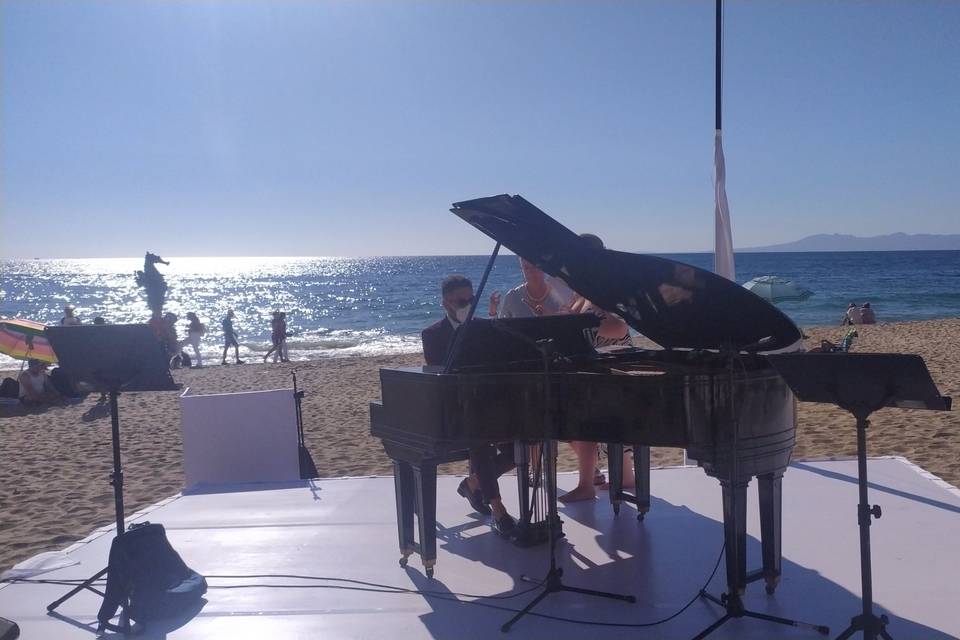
[2,251,958,370]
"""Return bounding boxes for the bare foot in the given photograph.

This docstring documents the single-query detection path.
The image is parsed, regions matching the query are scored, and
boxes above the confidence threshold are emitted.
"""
[559,485,597,503]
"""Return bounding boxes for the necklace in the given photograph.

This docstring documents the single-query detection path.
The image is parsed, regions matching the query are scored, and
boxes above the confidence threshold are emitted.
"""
[522,283,550,316]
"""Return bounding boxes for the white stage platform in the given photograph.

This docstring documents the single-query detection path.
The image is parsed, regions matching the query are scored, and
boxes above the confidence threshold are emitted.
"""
[3,457,960,639]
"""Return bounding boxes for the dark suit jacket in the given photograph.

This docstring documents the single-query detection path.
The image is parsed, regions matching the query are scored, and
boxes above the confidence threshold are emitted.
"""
[421,317,455,366]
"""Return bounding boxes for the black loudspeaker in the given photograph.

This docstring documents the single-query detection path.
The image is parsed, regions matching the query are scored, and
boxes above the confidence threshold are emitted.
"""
[97,523,207,632]
[0,617,20,640]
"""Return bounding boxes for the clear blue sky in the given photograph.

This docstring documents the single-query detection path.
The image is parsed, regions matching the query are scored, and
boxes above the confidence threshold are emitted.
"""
[2,1,957,258]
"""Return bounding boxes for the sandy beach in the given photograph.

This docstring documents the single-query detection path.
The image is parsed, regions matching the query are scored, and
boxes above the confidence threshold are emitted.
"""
[2,318,958,573]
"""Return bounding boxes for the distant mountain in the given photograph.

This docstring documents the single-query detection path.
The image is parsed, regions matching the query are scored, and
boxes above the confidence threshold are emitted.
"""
[741,232,960,252]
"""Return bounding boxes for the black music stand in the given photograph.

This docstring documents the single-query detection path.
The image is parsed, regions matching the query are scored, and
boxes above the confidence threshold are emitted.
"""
[499,338,635,633]
[767,353,951,640]
[43,325,180,630]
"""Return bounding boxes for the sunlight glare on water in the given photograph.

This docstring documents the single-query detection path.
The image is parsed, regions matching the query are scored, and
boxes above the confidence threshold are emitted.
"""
[2,251,959,370]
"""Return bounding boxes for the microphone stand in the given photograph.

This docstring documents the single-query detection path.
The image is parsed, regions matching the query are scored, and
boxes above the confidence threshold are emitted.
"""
[501,337,635,633]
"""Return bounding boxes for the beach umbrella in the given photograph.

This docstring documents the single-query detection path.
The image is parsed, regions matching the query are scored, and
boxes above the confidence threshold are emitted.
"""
[0,318,58,364]
[743,276,813,304]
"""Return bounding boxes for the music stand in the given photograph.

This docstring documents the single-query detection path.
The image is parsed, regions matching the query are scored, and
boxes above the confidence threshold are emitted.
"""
[43,325,180,630]
[767,353,951,640]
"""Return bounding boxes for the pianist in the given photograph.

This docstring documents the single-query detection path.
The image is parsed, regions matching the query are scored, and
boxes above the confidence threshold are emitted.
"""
[421,274,518,538]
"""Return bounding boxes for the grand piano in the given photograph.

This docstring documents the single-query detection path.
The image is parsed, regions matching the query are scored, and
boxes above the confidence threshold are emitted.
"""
[370,194,805,592]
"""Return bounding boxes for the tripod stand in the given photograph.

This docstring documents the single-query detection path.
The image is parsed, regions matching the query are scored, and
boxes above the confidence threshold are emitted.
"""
[501,339,635,633]
[46,390,129,628]
[832,411,892,640]
[42,324,180,631]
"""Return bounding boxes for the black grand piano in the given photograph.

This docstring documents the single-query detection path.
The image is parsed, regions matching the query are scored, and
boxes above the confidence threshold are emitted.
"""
[370,194,805,592]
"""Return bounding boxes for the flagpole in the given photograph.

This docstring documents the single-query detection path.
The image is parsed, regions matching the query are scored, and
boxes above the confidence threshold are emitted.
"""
[716,0,722,132]
[713,0,735,282]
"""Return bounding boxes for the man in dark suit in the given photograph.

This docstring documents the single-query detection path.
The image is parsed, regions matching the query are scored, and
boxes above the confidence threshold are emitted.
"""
[422,275,516,537]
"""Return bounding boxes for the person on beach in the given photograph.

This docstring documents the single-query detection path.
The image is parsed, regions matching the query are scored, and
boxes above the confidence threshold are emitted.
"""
[279,312,290,362]
[162,312,184,368]
[180,312,206,368]
[492,258,571,507]
[497,258,567,319]
[263,311,290,363]
[842,302,862,326]
[18,359,60,406]
[561,234,636,503]
[221,309,244,365]
[60,304,81,326]
[422,275,517,538]
[860,302,876,324]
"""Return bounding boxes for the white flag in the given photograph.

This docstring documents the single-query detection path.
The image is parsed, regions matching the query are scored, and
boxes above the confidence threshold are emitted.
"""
[714,130,736,281]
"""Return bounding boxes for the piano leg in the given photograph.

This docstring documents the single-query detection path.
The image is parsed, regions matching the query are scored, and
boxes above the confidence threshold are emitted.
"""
[720,479,749,595]
[607,443,624,515]
[634,445,651,521]
[412,462,438,578]
[393,461,416,568]
[757,472,783,594]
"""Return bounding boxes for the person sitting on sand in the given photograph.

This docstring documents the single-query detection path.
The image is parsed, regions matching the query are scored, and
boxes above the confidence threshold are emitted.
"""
[860,302,876,324]
[422,274,517,539]
[18,359,60,406]
[841,302,862,326]
[221,309,244,365]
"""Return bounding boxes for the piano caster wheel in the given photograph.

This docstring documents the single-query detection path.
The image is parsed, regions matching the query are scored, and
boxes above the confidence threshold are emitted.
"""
[613,504,621,516]
[398,557,408,568]
[424,561,436,579]
[637,512,646,522]
[425,567,434,579]
[720,593,728,605]
[764,576,779,595]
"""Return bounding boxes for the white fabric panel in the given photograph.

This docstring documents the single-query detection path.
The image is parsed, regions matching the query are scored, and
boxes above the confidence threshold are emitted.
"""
[179,387,300,488]
[714,130,736,281]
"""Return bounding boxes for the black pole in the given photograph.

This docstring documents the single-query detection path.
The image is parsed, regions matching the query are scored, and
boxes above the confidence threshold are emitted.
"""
[716,0,722,131]
[856,416,874,627]
[832,414,892,640]
[442,241,501,374]
[109,390,125,536]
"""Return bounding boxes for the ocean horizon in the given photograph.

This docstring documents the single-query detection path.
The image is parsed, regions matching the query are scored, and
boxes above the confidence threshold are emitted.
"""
[2,250,958,370]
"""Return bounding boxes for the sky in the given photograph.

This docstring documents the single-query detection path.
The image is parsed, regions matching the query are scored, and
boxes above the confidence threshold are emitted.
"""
[1,1,958,259]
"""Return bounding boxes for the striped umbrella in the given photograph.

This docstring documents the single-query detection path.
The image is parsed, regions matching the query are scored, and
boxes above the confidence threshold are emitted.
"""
[0,318,58,363]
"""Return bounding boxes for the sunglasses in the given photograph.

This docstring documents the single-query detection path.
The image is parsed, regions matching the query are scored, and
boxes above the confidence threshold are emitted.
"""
[446,295,475,309]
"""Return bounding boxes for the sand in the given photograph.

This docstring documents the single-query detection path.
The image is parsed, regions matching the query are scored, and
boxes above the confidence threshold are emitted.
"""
[2,318,958,572]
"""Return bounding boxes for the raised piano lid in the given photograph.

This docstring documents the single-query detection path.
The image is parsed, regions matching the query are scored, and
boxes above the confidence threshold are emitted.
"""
[451,194,803,352]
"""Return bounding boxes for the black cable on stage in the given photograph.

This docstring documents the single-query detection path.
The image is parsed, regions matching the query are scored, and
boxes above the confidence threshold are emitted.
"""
[203,543,725,629]
[0,575,539,601]
[202,574,541,600]
[2,542,723,629]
